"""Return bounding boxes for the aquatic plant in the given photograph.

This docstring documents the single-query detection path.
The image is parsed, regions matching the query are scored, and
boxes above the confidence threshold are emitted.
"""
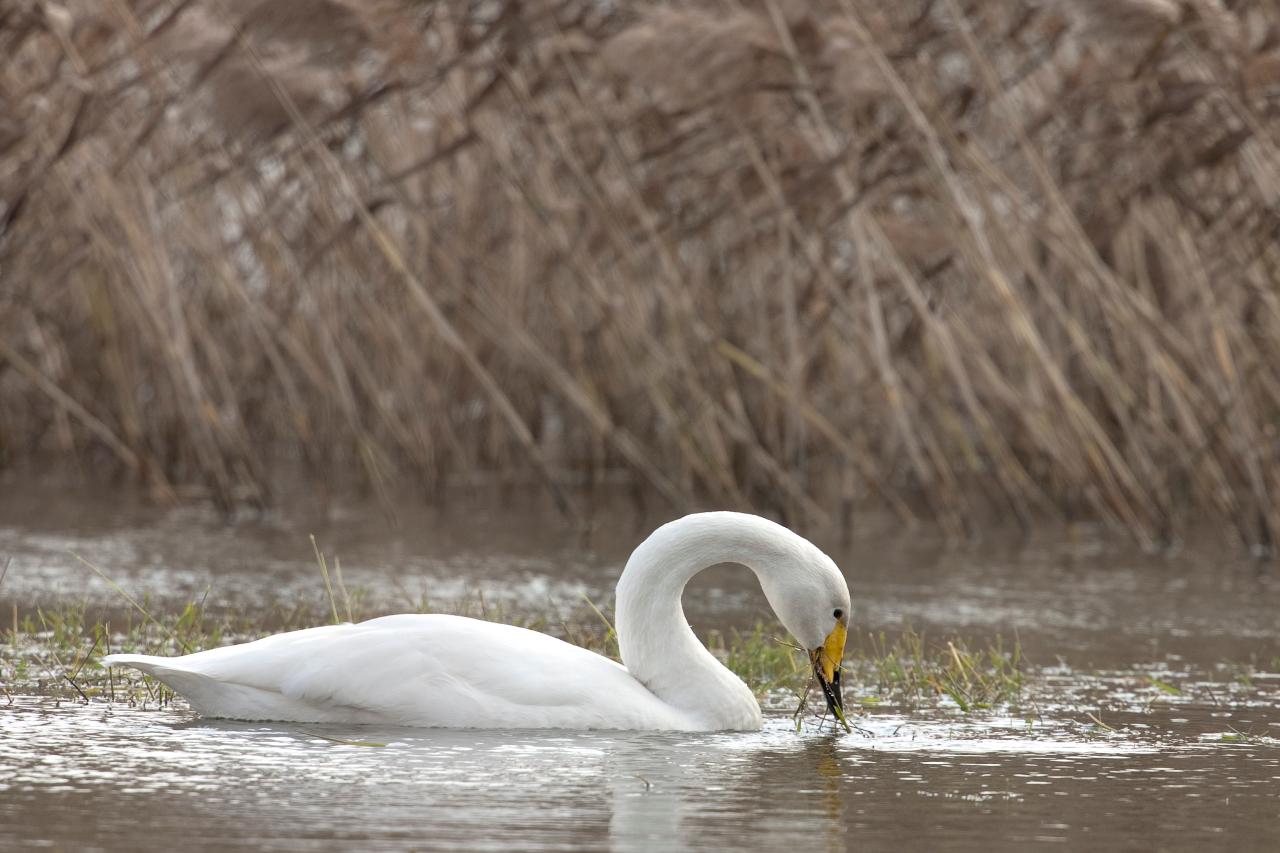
[2,590,1027,720]
[10,587,1279,735]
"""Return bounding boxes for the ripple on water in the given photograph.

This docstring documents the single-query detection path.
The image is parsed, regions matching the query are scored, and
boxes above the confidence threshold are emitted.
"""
[1,698,1277,852]
[2,492,1278,851]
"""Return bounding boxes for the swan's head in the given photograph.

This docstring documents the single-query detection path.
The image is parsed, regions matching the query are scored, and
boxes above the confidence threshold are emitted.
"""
[753,530,851,725]
[617,511,852,727]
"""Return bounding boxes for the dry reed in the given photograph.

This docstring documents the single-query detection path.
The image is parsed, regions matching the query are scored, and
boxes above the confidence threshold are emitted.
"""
[2,0,1279,549]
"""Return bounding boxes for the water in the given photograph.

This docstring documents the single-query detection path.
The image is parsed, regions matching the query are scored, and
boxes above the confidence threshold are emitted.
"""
[3,701,1276,852]
[2,484,1278,851]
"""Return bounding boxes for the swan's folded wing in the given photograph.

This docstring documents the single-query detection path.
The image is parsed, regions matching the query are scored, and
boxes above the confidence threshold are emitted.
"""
[113,614,687,728]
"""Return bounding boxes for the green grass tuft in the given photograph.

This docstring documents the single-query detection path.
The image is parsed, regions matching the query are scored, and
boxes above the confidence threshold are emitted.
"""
[4,596,1027,717]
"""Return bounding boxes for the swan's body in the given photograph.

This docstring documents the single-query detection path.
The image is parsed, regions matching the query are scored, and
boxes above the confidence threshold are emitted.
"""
[106,615,698,729]
[104,512,851,731]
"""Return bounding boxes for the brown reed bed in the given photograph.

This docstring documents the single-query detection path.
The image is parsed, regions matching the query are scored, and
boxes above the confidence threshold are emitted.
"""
[2,0,1279,550]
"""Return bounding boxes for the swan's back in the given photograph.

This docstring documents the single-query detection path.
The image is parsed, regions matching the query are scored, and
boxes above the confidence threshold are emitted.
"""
[105,614,693,729]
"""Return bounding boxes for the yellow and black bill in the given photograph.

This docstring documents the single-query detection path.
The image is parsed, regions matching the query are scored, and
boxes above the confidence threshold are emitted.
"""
[809,620,847,725]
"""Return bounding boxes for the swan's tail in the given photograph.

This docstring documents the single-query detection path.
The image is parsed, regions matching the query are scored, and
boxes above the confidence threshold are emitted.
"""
[102,653,173,674]
[101,654,220,698]
[101,654,328,722]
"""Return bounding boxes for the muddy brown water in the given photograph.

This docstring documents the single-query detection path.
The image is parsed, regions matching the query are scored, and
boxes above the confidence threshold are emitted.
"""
[1,484,1278,851]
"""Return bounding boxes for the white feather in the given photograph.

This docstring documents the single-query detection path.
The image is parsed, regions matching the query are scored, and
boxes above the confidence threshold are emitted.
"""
[104,512,851,731]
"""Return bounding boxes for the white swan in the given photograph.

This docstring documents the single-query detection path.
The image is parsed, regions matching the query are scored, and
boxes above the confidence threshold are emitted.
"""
[103,511,851,731]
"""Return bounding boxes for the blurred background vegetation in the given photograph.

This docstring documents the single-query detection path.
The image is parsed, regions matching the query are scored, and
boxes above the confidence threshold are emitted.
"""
[1,0,1278,549]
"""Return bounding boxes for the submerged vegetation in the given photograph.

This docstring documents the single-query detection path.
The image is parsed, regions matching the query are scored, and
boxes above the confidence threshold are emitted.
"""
[3,546,1274,727]
[708,624,1025,714]
[1,591,1025,719]
[3,1,1280,549]
[8,591,1275,735]
[4,547,1024,717]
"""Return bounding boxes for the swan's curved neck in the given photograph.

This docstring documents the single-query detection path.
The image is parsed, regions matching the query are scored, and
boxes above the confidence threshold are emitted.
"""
[614,513,802,728]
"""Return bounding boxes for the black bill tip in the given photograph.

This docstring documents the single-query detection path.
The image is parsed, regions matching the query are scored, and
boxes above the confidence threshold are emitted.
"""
[811,655,846,729]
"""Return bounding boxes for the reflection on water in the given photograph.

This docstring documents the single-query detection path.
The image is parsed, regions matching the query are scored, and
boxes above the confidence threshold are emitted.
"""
[2,701,1277,852]
[1,484,1278,850]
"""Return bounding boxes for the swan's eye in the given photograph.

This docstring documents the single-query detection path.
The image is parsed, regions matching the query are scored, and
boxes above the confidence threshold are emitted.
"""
[832,608,843,619]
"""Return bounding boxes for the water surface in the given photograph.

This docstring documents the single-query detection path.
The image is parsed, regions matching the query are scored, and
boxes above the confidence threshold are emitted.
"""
[1,485,1277,850]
